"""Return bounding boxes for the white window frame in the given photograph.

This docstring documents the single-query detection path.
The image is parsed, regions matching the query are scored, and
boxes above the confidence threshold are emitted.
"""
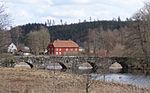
[75,48,78,51]
[56,52,58,55]
[66,48,68,51]
[59,48,61,51]
[70,48,73,51]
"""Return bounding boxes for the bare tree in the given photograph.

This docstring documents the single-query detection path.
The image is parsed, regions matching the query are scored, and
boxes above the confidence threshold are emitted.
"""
[10,27,22,46]
[125,2,150,67]
[52,20,55,26]
[85,74,92,93]
[0,31,11,53]
[0,3,11,53]
[85,27,117,56]
[46,19,52,26]
[38,26,50,54]
[0,4,10,30]
[60,19,63,25]
[27,31,40,55]
[26,26,50,55]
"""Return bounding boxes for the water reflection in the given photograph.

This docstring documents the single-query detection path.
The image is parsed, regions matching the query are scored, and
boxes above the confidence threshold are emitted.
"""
[46,63,62,70]
[46,64,150,88]
[92,73,150,88]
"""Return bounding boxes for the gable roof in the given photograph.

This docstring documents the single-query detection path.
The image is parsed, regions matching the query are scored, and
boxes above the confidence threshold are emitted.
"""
[53,40,79,48]
[8,43,17,49]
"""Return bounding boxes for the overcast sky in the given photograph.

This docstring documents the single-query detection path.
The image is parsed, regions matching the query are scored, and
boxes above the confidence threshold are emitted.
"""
[3,0,147,26]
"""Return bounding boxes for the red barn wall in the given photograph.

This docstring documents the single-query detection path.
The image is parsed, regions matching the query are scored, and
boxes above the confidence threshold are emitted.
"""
[48,45,79,55]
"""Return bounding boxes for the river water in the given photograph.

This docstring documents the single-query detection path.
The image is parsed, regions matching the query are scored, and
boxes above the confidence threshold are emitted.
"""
[91,72,150,88]
[46,64,150,88]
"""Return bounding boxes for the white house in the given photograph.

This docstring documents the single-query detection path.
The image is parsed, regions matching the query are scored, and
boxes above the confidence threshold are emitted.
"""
[7,43,17,54]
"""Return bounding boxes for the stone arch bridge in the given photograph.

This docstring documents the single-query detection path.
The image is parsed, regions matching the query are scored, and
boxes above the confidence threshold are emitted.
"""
[13,56,143,71]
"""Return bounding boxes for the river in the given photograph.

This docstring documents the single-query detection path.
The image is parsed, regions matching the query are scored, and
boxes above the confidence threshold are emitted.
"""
[91,72,150,88]
[46,64,150,88]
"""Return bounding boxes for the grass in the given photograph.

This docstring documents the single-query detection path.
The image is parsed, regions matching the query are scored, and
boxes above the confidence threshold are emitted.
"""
[0,68,149,93]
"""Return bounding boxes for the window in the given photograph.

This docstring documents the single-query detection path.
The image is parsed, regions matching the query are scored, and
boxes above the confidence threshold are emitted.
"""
[59,52,61,55]
[59,48,61,51]
[75,48,78,51]
[66,48,68,51]
[56,48,58,51]
[56,52,58,55]
[70,48,73,51]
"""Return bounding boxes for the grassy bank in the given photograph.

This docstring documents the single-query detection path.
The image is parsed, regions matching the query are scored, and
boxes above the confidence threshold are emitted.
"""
[0,68,149,93]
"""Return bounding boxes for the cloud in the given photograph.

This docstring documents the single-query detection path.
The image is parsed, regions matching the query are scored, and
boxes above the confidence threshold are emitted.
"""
[5,0,54,25]
[5,0,53,6]
[72,0,92,4]
[4,0,147,26]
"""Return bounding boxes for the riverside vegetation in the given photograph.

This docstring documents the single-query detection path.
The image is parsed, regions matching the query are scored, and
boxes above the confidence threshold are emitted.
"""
[0,68,149,93]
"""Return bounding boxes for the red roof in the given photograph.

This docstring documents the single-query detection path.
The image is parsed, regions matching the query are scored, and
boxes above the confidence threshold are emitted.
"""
[53,40,79,47]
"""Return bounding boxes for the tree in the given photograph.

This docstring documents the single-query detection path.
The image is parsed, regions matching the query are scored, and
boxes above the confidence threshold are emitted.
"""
[0,3,11,53]
[10,27,22,46]
[60,19,63,25]
[85,27,117,56]
[85,74,92,93]
[38,26,50,53]
[46,19,52,26]
[0,4,10,30]
[27,31,40,55]
[84,29,97,55]
[118,16,121,22]
[0,31,11,53]
[26,26,50,55]
[125,2,150,67]
[52,20,55,25]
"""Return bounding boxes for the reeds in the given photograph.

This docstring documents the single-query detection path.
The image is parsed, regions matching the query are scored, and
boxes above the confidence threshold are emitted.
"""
[0,68,149,93]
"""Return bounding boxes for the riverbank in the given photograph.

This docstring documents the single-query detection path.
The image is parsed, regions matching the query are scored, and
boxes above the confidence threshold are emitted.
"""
[0,68,149,93]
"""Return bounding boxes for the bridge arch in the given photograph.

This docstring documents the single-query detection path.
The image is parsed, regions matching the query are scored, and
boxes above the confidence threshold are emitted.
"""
[13,56,130,71]
[77,59,98,72]
[25,62,33,68]
[111,57,129,69]
[109,62,122,70]
[87,61,98,72]
[56,61,67,69]
[78,62,93,69]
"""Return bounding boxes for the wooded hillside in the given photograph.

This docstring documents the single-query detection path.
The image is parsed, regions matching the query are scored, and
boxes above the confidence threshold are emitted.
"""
[10,20,127,47]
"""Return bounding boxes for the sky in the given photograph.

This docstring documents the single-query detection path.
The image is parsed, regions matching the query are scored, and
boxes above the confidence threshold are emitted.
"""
[2,0,147,26]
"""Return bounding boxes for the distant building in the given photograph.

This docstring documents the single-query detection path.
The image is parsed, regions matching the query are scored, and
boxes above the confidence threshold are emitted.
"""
[17,46,31,56]
[47,39,79,55]
[7,43,17,54]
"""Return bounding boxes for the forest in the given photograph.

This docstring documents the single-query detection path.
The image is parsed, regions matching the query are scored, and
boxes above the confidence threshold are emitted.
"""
[6,19,128,55]
[1,1,150,68]
[10,19,127,46]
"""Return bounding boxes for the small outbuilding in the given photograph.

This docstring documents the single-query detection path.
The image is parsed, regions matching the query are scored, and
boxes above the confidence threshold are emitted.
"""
[7,43,17,54]
[17,46,31,56]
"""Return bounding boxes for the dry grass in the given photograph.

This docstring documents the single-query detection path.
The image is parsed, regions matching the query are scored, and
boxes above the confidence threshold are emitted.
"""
[0,68,149,93]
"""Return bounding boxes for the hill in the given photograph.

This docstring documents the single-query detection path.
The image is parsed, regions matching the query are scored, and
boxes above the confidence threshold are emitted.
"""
[10,20,127,46]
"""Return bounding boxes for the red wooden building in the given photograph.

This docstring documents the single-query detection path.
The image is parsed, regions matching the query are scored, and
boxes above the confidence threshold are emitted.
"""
[47,39,79,55]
